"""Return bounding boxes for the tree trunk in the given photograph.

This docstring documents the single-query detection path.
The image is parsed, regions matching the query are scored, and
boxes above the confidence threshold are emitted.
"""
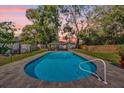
[18,43,21,54]
[45,41,48,48]
[70,6,80,48]
[76,38,79,49]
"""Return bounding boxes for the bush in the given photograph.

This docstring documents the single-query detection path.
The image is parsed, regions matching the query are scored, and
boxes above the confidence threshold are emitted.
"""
[0,47,10,54]
[118,45,124,52]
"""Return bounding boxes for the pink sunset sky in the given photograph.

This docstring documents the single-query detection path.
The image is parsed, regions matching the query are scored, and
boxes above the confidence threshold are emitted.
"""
[0,5,80,43]
[0,5,37,29]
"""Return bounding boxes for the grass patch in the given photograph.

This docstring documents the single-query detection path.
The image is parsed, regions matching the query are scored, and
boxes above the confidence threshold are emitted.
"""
[118,45,124,52]
[74,49,121,64]
[0,49,47,66]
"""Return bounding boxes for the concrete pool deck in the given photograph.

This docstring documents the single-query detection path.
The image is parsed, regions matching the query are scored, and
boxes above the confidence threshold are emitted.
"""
[0,51,124,88]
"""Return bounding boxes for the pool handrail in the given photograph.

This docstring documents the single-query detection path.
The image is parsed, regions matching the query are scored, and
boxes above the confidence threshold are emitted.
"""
[79,59,108,84]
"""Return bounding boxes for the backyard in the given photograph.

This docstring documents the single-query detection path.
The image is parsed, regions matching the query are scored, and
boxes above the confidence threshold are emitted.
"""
[1,5,124,88]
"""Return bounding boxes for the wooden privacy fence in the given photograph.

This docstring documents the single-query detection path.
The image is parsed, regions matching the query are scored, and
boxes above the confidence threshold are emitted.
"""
[79,45,123,53]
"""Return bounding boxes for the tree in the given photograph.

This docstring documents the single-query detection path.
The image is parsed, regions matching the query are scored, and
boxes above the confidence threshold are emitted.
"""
[23,5,61,48]
[97,6,124,44]
[63,23,73,41]
[0,22,16,53]
[22,24,44,44]
[60,5,101,46]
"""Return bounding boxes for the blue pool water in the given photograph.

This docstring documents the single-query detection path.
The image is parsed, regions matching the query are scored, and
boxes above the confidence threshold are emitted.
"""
[24,51,96,82]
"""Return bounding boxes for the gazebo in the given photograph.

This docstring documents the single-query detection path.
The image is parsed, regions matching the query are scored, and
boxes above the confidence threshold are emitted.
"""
[48,42,68,51]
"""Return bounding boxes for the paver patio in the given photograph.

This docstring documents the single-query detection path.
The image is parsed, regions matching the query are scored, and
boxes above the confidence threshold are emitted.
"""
[0,51,124,88]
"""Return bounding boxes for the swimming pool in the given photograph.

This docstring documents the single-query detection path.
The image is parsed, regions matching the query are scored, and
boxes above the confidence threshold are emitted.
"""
[24,51,97,82]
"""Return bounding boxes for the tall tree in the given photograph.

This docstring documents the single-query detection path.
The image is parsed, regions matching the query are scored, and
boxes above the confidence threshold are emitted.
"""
[0,22,16,47]
[0,21,16,53]
[60,5,99,47]
[60,5,83,48]
[97,6,124,44]
[23,5,60,48]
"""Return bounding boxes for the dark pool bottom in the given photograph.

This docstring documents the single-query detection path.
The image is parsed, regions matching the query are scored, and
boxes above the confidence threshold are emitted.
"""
[24,51,97,82]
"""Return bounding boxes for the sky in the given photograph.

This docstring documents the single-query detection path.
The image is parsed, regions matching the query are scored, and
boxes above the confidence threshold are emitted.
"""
[0,5,38,29]
[0,5,77,42]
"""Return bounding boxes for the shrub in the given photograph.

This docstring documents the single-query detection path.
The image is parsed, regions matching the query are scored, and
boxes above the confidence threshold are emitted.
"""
[0,47,10,54]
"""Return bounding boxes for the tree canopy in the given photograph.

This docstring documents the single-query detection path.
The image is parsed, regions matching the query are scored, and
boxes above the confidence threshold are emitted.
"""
[21,5,124,46]
[22,6,61,47]
[0,22,16,47]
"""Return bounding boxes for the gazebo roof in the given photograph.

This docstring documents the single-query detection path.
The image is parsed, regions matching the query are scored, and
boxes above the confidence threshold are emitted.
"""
[49,41,67,45]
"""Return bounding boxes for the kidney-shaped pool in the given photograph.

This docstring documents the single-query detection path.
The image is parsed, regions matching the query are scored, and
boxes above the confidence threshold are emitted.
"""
[24,51,97,82]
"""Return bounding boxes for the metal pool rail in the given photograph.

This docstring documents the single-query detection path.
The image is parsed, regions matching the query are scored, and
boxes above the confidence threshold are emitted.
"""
[79,59,108,84]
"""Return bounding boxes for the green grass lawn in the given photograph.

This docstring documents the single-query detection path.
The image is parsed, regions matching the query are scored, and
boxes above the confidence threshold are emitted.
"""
[74,49,121,64]
[0,49,47,66]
